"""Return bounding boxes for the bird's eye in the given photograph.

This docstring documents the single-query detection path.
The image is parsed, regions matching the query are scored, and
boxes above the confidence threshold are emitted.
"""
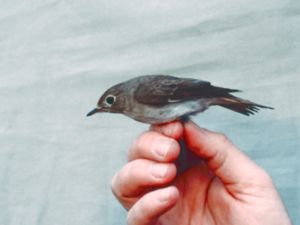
[105,95,116,105]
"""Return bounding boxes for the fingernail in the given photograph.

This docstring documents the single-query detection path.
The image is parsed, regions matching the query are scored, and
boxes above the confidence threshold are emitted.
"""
[158,187,171,202]
[150,164,168,179]
[152,139,173,158]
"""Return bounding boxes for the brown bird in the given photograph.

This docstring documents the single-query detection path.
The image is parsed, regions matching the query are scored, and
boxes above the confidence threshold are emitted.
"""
[87,75,273,124]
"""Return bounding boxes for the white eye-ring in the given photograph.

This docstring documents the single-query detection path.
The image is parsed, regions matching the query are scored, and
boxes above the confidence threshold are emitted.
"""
[105,95,116,106]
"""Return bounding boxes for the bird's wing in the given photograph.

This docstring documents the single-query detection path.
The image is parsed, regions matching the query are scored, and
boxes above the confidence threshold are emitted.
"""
[134,75,240,106]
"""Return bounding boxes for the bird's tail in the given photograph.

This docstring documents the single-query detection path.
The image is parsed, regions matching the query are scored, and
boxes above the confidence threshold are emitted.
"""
[214,95,274,116]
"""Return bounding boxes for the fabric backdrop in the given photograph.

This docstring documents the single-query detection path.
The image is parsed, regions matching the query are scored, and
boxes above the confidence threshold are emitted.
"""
[0,1,299,224]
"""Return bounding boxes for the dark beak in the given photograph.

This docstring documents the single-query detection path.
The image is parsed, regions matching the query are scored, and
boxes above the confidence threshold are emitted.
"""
[86,108,101,117]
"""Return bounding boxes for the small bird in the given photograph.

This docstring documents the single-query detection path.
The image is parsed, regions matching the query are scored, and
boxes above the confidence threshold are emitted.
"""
[86,75,273,124]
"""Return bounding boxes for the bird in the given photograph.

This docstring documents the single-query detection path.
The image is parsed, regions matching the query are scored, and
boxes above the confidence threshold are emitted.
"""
[86,75,273,124]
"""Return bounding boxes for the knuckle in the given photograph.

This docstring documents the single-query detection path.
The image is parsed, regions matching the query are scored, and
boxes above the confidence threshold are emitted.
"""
[126,159,147,179]
[110,173,117,190]
[136,132,157,149]
[218,133,228,142]
[125,161,136,177]
[256,168,273,185]
[138,131,150,142]
[128,139,138,161]
[128,132,152,160]
[214,132,229,143]
[110,173,121,198]
[110,162,138,198]
[132,133,146,149]
[144,131,159,140]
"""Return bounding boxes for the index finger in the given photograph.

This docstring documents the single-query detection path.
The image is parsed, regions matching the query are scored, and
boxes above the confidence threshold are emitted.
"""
[150,121,184,140]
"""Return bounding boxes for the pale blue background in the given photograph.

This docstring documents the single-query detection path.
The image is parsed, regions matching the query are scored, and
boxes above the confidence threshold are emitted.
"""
[0,1,299,224]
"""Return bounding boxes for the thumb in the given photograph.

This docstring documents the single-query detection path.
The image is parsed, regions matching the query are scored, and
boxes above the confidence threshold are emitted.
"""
[183,121,271,188]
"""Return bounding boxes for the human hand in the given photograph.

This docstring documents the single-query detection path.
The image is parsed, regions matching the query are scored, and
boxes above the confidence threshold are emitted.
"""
[111,121,292,225]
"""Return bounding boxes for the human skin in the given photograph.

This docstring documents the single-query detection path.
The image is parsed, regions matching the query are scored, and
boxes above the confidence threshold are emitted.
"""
[111,121,292,225]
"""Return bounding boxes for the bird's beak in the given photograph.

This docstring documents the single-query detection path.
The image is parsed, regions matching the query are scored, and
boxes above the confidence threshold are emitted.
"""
[86,107,103,117]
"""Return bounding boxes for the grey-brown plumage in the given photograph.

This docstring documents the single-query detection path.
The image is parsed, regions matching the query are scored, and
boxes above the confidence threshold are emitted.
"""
[87,75,273,124]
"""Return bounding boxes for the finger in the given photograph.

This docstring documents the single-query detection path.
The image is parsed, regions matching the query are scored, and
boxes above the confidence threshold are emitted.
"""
[150,121,183,140]
[128,132,180,162]
[183,121,271,188]
[127,186,179,225]
[111,159,176,209]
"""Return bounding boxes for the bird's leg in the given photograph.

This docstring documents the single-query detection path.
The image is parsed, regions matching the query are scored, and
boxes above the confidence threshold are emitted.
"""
[176,118,202,174]
[180,115,190,123]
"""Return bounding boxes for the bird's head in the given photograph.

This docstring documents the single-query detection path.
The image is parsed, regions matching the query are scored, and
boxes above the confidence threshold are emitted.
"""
[86,84,126,117]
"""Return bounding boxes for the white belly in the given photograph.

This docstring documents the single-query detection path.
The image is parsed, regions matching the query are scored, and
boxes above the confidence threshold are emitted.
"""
[125,99,212,124]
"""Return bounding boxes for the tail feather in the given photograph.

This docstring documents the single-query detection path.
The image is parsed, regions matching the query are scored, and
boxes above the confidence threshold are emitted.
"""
[215,96,274,116]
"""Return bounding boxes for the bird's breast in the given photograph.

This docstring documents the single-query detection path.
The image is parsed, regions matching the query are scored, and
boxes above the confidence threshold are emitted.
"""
[123,99,211,124]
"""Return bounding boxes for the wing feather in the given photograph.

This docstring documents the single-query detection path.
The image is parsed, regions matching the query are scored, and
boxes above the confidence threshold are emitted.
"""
[133,75,240,106]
